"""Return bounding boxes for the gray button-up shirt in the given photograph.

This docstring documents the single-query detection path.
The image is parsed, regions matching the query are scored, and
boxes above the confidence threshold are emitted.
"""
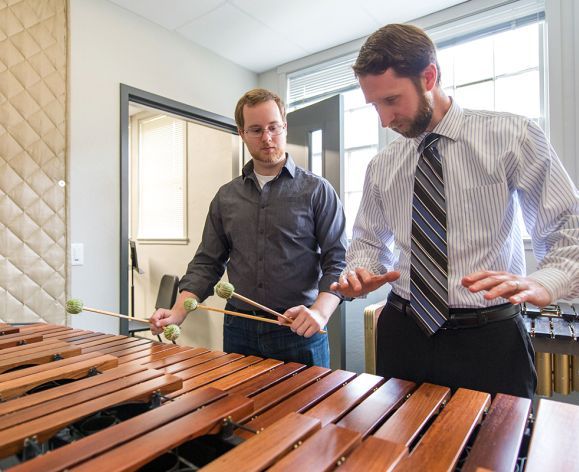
[180,154,347,311]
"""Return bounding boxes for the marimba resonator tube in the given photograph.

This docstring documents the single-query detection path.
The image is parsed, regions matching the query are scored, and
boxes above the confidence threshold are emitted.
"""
[535,352,553,397]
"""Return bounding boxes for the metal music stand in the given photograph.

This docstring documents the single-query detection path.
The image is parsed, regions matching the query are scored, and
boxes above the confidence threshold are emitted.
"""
[129,240,157,339]
[129,240,144,317]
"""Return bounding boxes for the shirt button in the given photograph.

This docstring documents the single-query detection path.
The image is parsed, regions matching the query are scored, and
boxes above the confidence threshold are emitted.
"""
[258,282,263,288]
[259,256,263,261]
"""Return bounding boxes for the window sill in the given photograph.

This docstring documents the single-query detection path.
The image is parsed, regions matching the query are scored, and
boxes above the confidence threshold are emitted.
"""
[137,238,190,245]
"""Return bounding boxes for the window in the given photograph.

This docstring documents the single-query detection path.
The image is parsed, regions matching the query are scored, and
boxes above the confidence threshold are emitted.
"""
[438,22,544,127]
[310,129,323,176]
[438,20,545,239]
[287,59,380,239]
[287,54,358,110]
[343,88,378,238]
[137,115,187,240]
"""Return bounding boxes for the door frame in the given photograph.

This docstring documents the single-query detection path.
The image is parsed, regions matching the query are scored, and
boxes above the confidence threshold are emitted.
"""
[119,85,239,334]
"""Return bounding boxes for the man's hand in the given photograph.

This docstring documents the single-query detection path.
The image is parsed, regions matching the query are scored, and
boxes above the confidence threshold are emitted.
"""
[330,268,401,298]
[279,292,340,338]
[150,291,196,335]
[149,308,187,335]
[462,270,553,307]
[280,305,327,338]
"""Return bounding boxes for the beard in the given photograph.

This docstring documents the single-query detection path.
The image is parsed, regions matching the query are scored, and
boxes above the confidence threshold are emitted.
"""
[251,146,286,164]
[393,86,433,138]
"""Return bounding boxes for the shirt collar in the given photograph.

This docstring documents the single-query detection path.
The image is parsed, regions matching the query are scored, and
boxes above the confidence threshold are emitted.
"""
[412,97,463,150]
[242,153,296,180]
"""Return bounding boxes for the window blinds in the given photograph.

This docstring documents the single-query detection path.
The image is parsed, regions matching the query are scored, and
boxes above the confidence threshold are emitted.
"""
[137,115,186,240]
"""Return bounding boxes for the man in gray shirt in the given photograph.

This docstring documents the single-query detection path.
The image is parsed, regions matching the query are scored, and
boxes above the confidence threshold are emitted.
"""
[150,88,347,367]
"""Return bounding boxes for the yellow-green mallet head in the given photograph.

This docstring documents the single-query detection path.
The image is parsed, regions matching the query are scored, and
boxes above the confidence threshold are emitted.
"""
[66,299,84,314]
[215,281,234,299]
[163,324,181,341]
[183,298,199,312]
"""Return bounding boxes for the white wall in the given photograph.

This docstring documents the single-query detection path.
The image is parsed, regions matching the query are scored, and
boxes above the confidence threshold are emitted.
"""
[546,0,579,185]
[69,0,256,333]
[258,70,286,101]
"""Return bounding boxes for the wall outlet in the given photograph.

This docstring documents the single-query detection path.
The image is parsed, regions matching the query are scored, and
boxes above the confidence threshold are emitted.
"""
[71,243,84,266]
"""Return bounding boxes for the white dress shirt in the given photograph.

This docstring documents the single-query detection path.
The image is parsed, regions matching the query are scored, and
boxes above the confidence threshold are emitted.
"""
[346,100,579,307]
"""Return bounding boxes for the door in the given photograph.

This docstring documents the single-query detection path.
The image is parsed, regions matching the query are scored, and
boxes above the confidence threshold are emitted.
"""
[286,95,346,370]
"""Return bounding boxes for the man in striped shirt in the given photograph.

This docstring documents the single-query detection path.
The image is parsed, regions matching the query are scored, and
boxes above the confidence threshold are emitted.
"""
[331,24,579,399]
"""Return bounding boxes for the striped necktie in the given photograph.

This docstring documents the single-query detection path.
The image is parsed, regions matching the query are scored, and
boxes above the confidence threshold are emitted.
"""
[410,133,449,336]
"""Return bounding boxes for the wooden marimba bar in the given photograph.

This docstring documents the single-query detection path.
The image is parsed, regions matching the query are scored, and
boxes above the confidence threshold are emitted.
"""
[0,323,578,471]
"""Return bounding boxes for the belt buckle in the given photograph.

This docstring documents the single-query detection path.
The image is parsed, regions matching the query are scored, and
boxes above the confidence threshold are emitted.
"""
[477,310,490,326]
[446,311,485,329]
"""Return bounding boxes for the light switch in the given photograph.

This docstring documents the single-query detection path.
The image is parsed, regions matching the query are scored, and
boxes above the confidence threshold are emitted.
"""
[71,243,84,266]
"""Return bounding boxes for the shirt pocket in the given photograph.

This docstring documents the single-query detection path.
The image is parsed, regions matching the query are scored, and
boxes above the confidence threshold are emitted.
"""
[454,181,509,249]
[269,197,313,238]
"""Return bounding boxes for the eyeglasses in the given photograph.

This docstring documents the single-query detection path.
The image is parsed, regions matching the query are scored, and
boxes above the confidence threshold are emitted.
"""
[243,123,286,139]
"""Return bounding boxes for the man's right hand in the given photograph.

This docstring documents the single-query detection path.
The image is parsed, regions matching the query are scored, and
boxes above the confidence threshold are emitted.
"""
[149,308,187,335]
[330,267,400,298]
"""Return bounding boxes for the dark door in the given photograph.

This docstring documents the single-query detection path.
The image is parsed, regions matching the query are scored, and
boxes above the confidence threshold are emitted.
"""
[287,95,346,370]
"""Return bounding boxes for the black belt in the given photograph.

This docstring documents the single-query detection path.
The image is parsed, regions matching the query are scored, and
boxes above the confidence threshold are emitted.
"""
[387,291,521,329]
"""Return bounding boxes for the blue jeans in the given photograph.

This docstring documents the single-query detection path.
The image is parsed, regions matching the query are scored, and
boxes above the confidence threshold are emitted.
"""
[222,304,329,367]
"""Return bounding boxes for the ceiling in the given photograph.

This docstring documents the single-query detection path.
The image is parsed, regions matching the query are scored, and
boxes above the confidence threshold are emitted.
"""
[108,0,465,73]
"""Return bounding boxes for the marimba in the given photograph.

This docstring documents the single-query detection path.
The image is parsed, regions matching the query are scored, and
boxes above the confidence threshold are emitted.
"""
[0,323,578,471]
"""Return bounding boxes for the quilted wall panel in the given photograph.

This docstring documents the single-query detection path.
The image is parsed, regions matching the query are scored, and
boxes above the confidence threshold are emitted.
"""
[0,0,67,324]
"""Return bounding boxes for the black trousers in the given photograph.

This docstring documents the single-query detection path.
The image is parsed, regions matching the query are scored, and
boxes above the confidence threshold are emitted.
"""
[376,300,537,399]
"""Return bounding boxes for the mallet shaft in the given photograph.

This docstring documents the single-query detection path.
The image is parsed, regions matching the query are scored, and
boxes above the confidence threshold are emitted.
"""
[230,292,293,323]
[82,307,151,324]
[198,304,326,334]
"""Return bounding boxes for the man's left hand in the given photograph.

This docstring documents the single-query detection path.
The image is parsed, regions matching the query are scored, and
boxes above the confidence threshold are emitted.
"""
[461,270,553,307]
[280,305,326,338]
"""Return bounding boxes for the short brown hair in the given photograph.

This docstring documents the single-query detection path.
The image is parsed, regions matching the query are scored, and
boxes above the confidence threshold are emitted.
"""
[234,88,286,130]
[353,24,441,84]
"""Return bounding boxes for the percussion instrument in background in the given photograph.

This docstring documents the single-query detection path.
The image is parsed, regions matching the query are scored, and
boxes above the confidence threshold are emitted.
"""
[0,323,578,471]
[521,302,579,398]
[522,302,577,341]
[364,301,579,400]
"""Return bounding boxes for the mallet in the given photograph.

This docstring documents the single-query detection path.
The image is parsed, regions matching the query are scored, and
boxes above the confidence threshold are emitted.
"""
[184,298,326,334]
[65,299,181,342]
[214,281,293,324]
